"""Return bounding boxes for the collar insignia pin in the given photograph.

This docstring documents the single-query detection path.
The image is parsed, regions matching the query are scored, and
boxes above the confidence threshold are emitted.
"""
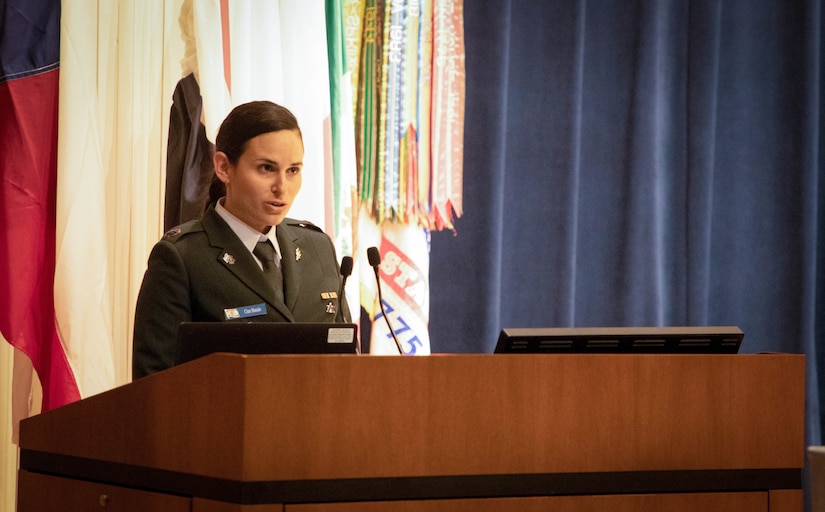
[295,247,302,261]
[222,253,235,265]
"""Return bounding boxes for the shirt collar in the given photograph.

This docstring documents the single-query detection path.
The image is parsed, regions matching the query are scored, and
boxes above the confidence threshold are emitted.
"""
[215,199,281,259]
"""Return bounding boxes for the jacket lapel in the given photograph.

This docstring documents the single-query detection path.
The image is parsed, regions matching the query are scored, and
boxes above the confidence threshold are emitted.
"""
[202,208,294,320]
[276,223,301,311]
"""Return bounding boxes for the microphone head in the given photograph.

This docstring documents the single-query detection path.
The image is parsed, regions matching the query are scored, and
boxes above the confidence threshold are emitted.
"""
[367,246,381,267]
[340,256,353,277]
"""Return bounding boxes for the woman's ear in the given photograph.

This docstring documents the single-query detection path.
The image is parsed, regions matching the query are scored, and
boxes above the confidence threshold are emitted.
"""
[213,151,231,184]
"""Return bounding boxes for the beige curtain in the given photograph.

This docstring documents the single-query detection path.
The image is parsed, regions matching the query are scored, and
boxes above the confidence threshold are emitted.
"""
[1,341,19,512]
[54,0,184,397]
[1,338,42,512]
[1,339,15,512]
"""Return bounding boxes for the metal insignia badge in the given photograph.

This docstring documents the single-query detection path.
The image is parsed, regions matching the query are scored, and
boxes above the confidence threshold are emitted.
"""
[222,253,235,265]
[295,247,302,261]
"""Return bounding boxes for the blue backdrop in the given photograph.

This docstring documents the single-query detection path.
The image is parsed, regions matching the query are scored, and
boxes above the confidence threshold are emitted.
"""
[429,0,823,447]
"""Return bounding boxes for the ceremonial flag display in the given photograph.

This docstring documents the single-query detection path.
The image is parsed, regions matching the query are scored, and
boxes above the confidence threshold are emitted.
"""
[351,0,465,354]
[1,0,464,415]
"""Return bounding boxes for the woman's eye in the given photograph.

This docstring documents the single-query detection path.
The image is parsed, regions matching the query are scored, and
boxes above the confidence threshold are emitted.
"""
[287,166,301,175]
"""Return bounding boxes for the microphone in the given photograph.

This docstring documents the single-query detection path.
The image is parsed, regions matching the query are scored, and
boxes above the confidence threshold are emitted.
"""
[335,256,353,324]
[367,247,404,355]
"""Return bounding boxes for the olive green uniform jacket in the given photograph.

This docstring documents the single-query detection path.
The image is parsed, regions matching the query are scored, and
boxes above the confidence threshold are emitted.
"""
[132,206,350,378]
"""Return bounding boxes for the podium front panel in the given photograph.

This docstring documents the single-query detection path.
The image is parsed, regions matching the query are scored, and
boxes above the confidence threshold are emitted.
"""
[18,354,804,508]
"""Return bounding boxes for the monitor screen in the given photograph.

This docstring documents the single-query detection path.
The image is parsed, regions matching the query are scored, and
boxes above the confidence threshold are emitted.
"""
[494,326,743,354]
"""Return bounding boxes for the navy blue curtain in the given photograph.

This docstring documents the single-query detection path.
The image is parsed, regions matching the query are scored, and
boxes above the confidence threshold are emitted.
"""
[429,0,824,447]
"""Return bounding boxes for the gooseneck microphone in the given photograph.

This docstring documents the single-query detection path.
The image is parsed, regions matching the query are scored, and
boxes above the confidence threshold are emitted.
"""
[367,247,404,355]
[335,256,353,324]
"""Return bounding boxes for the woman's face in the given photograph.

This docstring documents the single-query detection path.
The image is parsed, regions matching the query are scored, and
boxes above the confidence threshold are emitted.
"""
[215,129,304,233]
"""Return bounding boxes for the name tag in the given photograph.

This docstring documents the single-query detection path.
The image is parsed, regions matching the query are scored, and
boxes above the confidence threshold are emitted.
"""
[224,303,267,320]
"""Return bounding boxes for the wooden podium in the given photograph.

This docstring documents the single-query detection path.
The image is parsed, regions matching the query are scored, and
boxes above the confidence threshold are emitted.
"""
[17,354,804,511]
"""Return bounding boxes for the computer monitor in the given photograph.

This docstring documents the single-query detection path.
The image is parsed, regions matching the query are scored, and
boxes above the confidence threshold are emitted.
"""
[494,326,743,354]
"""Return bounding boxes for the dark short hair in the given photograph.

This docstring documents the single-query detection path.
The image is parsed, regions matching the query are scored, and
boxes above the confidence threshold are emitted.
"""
[215,100,303,164]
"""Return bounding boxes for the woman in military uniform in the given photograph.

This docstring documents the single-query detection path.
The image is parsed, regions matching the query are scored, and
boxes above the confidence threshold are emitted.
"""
[132,101,350,379]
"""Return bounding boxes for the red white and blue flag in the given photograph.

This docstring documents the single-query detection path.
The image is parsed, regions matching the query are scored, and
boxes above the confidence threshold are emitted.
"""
[0,0,79,415]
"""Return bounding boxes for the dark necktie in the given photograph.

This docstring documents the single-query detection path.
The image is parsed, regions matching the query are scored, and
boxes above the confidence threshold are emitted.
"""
[253,240,284,304]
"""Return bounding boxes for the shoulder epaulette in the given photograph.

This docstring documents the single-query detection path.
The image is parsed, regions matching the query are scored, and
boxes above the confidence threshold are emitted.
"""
[285,218,324,233]
[162,219,204,240]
